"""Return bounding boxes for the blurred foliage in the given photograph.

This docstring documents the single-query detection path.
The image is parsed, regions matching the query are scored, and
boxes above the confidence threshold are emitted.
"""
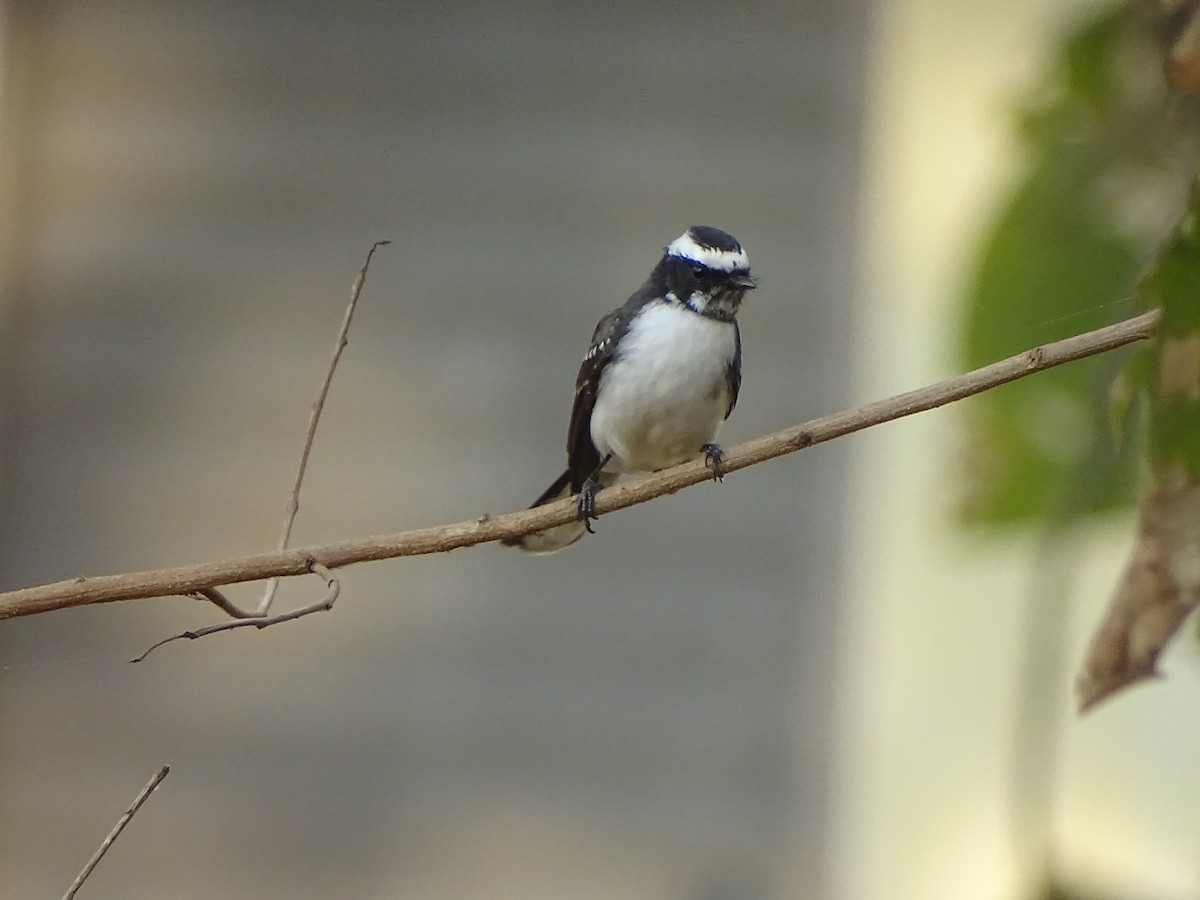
[958,1,1195,525]
[1133,191,1200,474]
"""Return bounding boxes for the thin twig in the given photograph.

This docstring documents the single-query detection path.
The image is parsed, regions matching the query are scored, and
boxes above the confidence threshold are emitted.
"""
[0,309,1159,623]
[62,765,170,900]
[256,240,389,617]
[188,587,258,619]
[131,563,340,662]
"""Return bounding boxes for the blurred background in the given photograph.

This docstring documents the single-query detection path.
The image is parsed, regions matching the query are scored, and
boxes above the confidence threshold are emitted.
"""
[2,1,1200,898]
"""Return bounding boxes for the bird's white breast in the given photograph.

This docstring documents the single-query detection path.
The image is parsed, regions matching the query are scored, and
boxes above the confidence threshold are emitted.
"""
[590,301,736,473]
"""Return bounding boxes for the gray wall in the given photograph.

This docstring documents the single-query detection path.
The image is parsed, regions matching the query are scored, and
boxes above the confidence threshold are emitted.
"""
[0,2,870,897]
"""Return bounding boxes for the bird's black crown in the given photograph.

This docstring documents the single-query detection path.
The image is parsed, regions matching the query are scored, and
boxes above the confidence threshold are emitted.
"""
[686,225,744,255]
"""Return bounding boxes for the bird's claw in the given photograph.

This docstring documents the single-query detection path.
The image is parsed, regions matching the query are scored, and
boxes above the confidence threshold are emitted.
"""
[577,480,600,533]
[702,443,726,482]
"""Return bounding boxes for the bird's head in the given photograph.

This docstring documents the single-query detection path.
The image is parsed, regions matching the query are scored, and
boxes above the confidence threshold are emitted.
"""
[659,225,756,320]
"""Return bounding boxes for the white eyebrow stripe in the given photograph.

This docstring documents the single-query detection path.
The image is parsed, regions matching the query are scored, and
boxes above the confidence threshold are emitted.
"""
[666,232,749,272]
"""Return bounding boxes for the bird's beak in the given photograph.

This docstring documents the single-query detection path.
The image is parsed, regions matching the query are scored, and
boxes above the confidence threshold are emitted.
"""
[730,273,757,290]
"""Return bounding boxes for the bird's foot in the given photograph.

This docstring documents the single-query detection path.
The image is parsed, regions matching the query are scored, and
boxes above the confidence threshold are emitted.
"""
[702,443,726,482]
[577,479,601,533]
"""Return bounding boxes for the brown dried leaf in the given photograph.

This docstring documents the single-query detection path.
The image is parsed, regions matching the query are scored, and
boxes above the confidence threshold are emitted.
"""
[1077,481,1200,711]
[1164,0,1200,92]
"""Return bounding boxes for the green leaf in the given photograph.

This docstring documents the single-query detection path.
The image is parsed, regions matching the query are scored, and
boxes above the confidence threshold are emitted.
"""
[959,158,1139,524]
[956,2,1162,526]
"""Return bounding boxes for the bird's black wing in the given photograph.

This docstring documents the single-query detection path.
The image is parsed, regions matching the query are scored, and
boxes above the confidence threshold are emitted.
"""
[565,301,639,492]
[724,320,742,419]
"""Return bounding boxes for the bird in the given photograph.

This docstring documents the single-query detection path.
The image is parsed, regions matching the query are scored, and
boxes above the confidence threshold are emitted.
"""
[505,225,756,554]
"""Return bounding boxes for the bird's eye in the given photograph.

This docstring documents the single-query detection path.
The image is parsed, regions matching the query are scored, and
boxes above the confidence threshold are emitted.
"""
[691,264,705,279]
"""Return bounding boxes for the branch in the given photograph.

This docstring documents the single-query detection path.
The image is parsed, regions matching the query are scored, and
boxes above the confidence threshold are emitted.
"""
[255,240,388,617]
[0,309,1159,622]
[62,765,170,900]
[187,587,259,619]
[131,563,339,662]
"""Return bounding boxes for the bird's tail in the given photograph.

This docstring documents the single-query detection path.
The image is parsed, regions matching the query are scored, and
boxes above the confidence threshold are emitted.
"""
[503,469,616,554]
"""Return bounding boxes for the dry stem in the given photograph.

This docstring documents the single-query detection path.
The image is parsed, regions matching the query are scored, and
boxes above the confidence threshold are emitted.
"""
[61,765,170,900]
[255,240,388,616]
[132,563,339,662]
